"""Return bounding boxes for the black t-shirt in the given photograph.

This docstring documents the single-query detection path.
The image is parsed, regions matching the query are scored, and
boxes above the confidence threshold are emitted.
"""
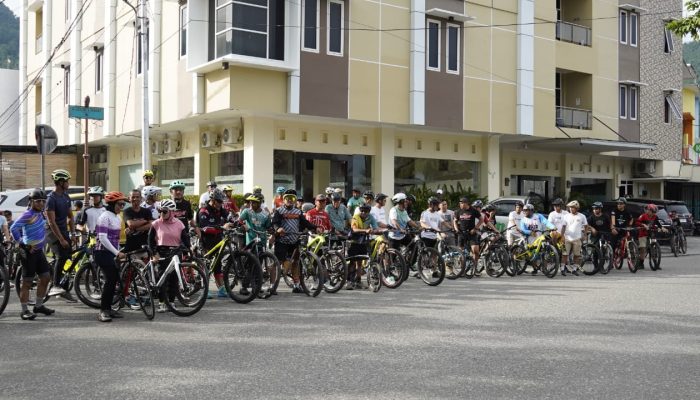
[588,213,611,233]
[123,206,154,251]
[454,208,481,232]
[611,209,633,228]
[173,198,194,227]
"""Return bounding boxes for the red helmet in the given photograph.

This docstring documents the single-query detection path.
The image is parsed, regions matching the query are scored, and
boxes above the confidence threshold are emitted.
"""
[646,204,658,212]
[104,191,128,203]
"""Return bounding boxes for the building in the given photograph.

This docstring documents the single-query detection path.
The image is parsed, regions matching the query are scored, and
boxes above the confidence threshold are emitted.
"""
[0,68,20,145]
[20,0,682,207]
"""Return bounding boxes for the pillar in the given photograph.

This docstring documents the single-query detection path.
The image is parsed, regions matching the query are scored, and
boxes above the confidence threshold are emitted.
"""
[243,116,275,202]
[483,135,501,201]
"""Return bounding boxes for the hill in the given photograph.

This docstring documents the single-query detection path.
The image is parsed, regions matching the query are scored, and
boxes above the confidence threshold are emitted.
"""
[0,3,19,70]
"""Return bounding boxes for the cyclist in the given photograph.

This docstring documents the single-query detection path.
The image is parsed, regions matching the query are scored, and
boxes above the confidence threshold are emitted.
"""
[221,185,240,217]
[371,193,389,228]
[438,200,456,246]
[420,197,443,248]
[519,203,556,275]
[454,197,483,272]
[76,186,106,234]
[198,180,218,209]
[274,186,286,209]
[347,203,379,290]
[148,199,189,312]
[547,198,568,245]
[93,192,129,322]
[306,194,332,232]
[406,194,418,220]
[388,193,420,250]
[141,169,155,190]
[123,189,154,252]
[141,186,162,220]
[588,201,612,246]
[354,191,375,215]
[168,181,197,233]
[239,194,275,294]
[506,201,525,246]
[611,197,634,253]
[561,200,587,276]
[198,188,234,298]
[12,189,55,320]
[347,188,365,215]
[45,169,77,301]
[4,209,14,228]
[272,189,318,293]
[326,192,352,234]
[636,204,666,270]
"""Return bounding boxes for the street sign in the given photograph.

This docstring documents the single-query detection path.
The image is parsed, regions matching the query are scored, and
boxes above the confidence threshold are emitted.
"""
[68,105,104,120]
[694,143,700,154]
[35,124,58,155]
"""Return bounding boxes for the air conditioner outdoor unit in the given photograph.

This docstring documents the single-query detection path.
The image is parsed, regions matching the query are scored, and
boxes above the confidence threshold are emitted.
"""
[150,140,164,155]
[221,126,242,146]
[200,131,219,149]
[635,160,656,175]
[163,138,180,154]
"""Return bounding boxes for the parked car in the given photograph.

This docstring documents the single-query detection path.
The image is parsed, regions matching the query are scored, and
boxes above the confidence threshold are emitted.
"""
[489,193,546,229]
[626,198,694,235]
[0,187,86,219]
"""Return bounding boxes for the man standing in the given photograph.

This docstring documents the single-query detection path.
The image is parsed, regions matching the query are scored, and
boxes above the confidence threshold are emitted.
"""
[454,197,482,270]
[76,186,106,234]
[198,188,233,297]
[198,180,218,209]
[370,193,389,228]
[326,192,352,234]
[306,194,332,232]
[420,197,443,248]
[548,198,568,246]
[346,188,365,215]
[221,185,240,217]
[45,169,77,301]
[123,189,153,252]
[141,169,155,190]
[169,180,197,233]
[561,200,587,276]
[507,201,524,246]
[438,200,456,246]
[354,191,375,215]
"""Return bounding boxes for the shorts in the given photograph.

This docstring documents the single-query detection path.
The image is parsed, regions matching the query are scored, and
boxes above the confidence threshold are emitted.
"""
[458,232,480,247]
[348,242,369,258]
[21,248,51,280]
[274,242,297,262]
[563,239,582,257]
[638,236,648,248]
[390,236,412,250]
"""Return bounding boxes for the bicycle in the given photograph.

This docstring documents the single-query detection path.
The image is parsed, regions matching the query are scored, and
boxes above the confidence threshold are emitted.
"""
[344,231,382,292]
[115,249,156,320]
[241,228,281,299]
[510,229,560,278]
[475,230,511,278]
[369,230,407,288]
[397,228,445,286]
[575,233,601,276]
[612,227,639,273]
[640,226,662,271]
[306,232,347,294]
[668,223,686,257]
[590,232,614,275]
[0,263,8,316]
[280,233,325,296]
[435,230,467,280]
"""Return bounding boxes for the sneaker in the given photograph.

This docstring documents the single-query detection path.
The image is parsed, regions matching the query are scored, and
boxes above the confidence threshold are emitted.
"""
[60,291,77,303]
[345,282,355,290]
[157,303,169,313]
[98,310,112,322]
[207,291,214,299]
[109,310,124,319]
[20,310,36,320]
[571,268,579,276]
[292,285,304,294]
[125,295,138,307]
[48,287,66,297]
[560,268,567,276]
[32,305,55,315]
[270,289,278,295]
[239,287,250,296]
[217,286,228,298]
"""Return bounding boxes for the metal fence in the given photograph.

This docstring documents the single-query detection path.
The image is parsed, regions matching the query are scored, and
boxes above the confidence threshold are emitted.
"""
[556,106,592,130]
[556,21,592,47]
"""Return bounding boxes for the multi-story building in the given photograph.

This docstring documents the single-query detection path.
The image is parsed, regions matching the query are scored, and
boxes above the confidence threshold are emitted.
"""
[19,0,678,206]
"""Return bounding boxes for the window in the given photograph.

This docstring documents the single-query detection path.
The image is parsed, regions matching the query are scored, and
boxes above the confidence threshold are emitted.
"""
[65,0,70,21]
[63,67,70,105]
[302,0,319,51]
[327,0,343,55]
[35,9,43,54]
[619,85,627,119]
[180,5,188,57]
[137,20,149,75]
[215,0,285,60]
[665,95,681,123]
[426,19,440,70]
[446,24,459,74]
[629,13,638,47]
[556,0,561,21]
[555,72,561,107]
[35,83,42,115]
[95,49,103,92]
[395,157,479,194]
[664,28,674,53]
[629,86,637,120]
[619,10,627,44]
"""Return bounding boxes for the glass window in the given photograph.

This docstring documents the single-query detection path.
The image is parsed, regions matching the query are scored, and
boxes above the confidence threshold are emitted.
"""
[619,10,627,44]
[273,150,296,190]
[232,30,268,58]
[158,157,195,195]
[180,5,188,57]
[629,86,637,120]
[328,0,343,55]
[629,12,637,47]
[303,0,318,51]
[446,24,459,73]
[427,20,440,70]
[619,85,627,119]
[63,67,70,105]
[211,151,244,193]
[664,28,674,53]
[233,3,267,33]
[95,50,103,92]
[394,157,479,194]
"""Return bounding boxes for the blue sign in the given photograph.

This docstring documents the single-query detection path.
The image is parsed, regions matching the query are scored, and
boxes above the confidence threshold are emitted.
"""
[68,105,104,120]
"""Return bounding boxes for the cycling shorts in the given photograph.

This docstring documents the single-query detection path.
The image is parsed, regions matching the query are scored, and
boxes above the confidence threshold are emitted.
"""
[458,232,480,247]
[274,242,297,262]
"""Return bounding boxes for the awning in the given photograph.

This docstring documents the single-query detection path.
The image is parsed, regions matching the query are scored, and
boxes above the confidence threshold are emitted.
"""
[631,176,690,182]
[525,138,656,153]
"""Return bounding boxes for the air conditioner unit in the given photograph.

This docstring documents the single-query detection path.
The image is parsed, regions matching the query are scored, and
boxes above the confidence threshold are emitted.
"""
[150,140,164,155]
[634,160,656,176]
[163,138,180,154]
[200,131,219,149]
[221,126,242,146]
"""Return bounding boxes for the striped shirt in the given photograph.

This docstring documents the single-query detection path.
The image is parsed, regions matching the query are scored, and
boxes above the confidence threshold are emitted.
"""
[95,211,122,253]
[11,209,46,250]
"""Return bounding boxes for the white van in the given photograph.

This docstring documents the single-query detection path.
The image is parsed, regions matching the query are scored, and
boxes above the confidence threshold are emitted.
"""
[0,187,86,219]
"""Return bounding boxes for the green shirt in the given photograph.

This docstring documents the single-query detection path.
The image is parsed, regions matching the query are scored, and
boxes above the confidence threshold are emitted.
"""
[346,196,365,215]
[239,208,271,245]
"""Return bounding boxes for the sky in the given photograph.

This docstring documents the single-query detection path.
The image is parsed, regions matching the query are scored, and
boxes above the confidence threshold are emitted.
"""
[4,0,20,16]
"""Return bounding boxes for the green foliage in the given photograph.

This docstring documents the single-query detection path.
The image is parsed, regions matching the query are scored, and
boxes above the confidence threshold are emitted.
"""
[404,182,486,212]
[684,41,700,74]
[667,1,700,39]
[568,191,592,211]
[0,4,19,69]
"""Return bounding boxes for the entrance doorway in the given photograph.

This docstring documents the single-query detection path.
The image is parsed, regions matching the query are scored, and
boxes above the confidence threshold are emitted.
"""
[296,153,352,201]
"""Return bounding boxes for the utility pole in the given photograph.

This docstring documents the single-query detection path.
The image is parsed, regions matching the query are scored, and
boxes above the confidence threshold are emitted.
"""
[124,0,149,172]
[83,96,90,202]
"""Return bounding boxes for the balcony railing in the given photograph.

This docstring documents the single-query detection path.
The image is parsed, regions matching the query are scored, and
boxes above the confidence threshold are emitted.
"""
[556,21,592,47]
[556,106,592,130]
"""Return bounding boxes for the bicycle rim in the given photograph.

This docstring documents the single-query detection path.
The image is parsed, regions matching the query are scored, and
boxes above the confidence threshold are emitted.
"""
[417,248,445,286]
[627,241,639,273]
[74,262,102,309]
[258,252,281,299]
[166,261,208,316]
[599,244,613,274]
[299,251,323,297]
[367,262,381,292]
[680,233,688,254]
[0,266,9,316]
[540,245,559,278]
[443,246,465,279]
[650,243,661,270]
[510,245,528,275]
[223,251,262,304]
[322,252,347,294]
[380,249,406,288]
[485,250,505,278]
[581,244,600,275]
[128,266,155,320]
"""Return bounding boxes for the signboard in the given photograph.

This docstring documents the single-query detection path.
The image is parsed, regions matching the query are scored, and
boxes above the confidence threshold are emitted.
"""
[68,105,104,120]
[35,124,58,155]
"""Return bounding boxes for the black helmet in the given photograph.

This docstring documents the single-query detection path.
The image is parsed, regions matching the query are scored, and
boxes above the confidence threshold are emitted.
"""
[428,196,440,205]
[331,193,342,201]
[284,189,297,196]
[375,193,388,201]
[616,197,627,204]
[363,190,375,200]
[592,201,603,209]
[551,198,563,206]
[359,203,371,212]
[29,188,47,200]
[406,194,416,202]
[210,188,226,202]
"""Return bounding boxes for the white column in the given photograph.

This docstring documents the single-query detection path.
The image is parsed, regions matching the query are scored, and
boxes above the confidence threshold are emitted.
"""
[192,73,205,114]
[149,0,161,126]
[103,0,117,136]
[373,127,395,218]
[409,0,425,125]
[70,0,82,145]
[41,0,53,126]
[287,70,300,114]
[19,0,28,145]
[516,0,534,136]
[484,135,501,200]
[243,117,275,202]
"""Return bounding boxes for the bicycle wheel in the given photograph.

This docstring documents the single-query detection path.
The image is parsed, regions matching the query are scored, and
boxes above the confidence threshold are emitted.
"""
[299,251,324,297]
[124,264,155,320]
[258,252,281,299]
[670,234,679,257]
[165,260,208,316]
[539,245,559,278]
[462,251,475,279]
[322,251,347,294]
[417,247,445,286]
[581,243,600,275]
[0,265,9,316]
[484,249,506,278]
[367,261,381,292]
[627,241,639,273]
[599,243,613,275]
[74,261,103,308]
[443,246,465,279]
[223,251,261,303]
[14,266,52,306]
[680,231,688,254]
[379,248,406,289]
[510,244,528,276]
[649,242,661,271]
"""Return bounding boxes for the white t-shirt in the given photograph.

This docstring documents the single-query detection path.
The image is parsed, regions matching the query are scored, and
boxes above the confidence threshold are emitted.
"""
[563,212,587,241]
[508,210,524,237]
[548,210,569,233]
[198,192,210,209]
[82,206,107,233]
[370,206,387,226]
[420,209,442,240]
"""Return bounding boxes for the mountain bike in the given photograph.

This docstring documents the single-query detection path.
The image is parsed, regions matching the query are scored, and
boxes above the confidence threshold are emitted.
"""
[368,231,407,288]
[0,264,9,316]
[510,229,560,278]
[612,227,639,273]
[116,249,156,320]
[397,228,445,286]
[306,232,347,294]
[476,230,511,278]
[241,228,281,299]
[576,234,601,276]
[668,223,686,257]
[435,230,466,279]
[284,233,325,296]
[640,226,662,271]
[590,232,614,275]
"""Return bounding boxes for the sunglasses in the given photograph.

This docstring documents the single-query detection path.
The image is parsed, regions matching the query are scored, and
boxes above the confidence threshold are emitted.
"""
[160,209,170,214]
[116,202,127,207]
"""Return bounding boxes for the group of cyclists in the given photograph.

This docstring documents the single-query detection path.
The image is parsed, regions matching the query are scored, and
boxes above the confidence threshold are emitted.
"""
[3,168,680,322]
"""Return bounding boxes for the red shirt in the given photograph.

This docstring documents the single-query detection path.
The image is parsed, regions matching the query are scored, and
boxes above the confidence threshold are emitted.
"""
[223,199,239,215]
[636,213,658,238]
[305,208,331,231]
[274,196,284,209]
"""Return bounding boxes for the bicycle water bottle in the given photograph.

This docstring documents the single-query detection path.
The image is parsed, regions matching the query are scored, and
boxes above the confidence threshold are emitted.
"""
[63,257,73,272]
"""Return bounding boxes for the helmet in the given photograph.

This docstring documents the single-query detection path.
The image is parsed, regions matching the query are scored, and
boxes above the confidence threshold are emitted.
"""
[210,188,226,202]
[87,186,105,196]
[436,189,444,195]
[472,200,483,208]
[523,203,534,211]
[276,186,286,194]
[483,204,495,211]
[567,200,580,209]
[334,188,343,194]
[159,199,177,211]
[325,187,334,195]
[375,193,388,201]
[246,193,263,203]
[222,185,234,192]
[29,188,47,200]
[141,186,162,199]
[646,203,658,212]
[428,196,440,205]
[169,180,186,190]
[315,194,327,202]
[515,201,524,207]
[406,194,416,203]
[459,197,471,204]
[551,198,563,206]
[142,169,154,178]
[51,169,72,182]
[363,191,375,200]
[104,191,128,203]
[206,180,217,187]
[392,193,407,204]
[253,185,263,194]
[616,197,627,204]
[283,189,298,200]
[331,193,342,201]
[359,203,371,212]
[301,203,315,213]
[592,202,603,209]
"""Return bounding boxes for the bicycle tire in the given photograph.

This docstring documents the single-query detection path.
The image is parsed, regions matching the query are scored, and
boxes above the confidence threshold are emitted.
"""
[14,266,52,306]
[124,264,155,320]
[379,248,406,289]
[680,231,688,254]
[223,250,261,303]
[599,243,613,275]
[74,261,102,309]
[671,234,679,257]
[443,245,465,279]
[367,261,381,292]
[539,245,559,278]
[299,250,324,297]
[322,250,347,294]
[164,261,208,316]
[0,265,9,316]
[510,244,528,276]
[627,240,639,273]
[581,243,600,275]
[463,251,476,279]
[258,252,281,299]
[417,247,445,286]
[484,249,506,278]
[649,242,661,271]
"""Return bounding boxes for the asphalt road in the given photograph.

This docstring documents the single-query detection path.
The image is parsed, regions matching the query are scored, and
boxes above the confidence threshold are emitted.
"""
[2,239,700,399]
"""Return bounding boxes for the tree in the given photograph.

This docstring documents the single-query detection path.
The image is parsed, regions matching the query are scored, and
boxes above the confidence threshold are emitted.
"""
[667,1,700,39]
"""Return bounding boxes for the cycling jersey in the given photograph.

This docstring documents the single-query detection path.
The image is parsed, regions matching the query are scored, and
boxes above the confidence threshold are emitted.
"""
[306,208,331,231]
[198,204,231,238]
[519,213,555,237]
[272,206,316,245]
[141,201,160,220]
[223,198,240,216]
[346,196,365,215]
[636,213,662,238]
[548,210,568,233]
[11,208,46,250]
[611,209,633,228]
[388,206,411,240]
[420,209,442,240]
[454,208,480,232]
[588,213,611,234]
[95,211,122,255]
[77,206,106,233]
[173,198,194,227]
[148,216,186,248]
[239,207,272,244]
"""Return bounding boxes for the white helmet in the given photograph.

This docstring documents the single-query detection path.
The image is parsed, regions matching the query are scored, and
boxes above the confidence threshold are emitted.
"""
[567,200,580,209]
[159,199,176,211]
[141,186,162,199]
[325,187,334,195]
[392,193,407,204]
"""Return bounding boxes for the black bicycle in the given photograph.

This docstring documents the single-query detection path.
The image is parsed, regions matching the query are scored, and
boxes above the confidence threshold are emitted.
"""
[397,228,445,286]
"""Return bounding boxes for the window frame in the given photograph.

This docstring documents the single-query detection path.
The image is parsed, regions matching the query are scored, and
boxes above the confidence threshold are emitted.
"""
[619,10,627,44]
[629,86,637,120]
[446,23,460,75]
[302,0,320,52]
[95,48,103,92]
[665,95,681,122]
[629,12,638,47]
[215,0,272,59]
[426,19,441,71]
[619,85,627,119]
[664,27,674,53]
[326,0,344,56]
[63,66,70,106]
[179,4,188,58]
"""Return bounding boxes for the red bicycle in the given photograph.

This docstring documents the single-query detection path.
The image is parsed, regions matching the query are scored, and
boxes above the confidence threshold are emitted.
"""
[612,227,639,273]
